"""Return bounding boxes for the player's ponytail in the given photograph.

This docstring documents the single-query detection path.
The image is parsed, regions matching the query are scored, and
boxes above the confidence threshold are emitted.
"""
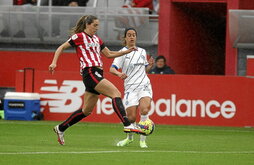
[70,15,98,35]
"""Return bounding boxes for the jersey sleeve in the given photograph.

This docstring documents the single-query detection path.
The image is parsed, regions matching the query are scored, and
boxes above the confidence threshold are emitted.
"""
[112,52,124,70]
[68,33,83,47]
[142,49,149,66]
[96,35,106,51]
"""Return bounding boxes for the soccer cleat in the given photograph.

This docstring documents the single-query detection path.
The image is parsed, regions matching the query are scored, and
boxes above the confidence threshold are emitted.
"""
[124,124,145,135]
[140,141,148,148]
[116,138,134,147]
[53,125,65,145]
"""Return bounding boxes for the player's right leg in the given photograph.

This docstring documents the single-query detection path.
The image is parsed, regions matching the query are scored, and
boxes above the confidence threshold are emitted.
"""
[95,79,145,135]
[53,92,99,145]
[117,135,134,147]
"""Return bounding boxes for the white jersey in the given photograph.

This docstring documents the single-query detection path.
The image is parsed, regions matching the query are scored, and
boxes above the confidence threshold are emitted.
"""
[112,47,151,93]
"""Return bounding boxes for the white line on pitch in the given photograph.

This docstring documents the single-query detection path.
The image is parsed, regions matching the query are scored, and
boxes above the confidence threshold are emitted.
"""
[0,150,253,155]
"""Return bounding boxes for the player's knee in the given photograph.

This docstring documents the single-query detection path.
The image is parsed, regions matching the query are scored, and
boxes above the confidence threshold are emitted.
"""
[82,108,92,116]
[111,90,121,98]
[128,114,136,123]
[83,111,92,116]
[140,108,150,115]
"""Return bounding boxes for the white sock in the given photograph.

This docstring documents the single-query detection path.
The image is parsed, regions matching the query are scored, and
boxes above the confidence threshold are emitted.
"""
[127,133,133,140]
[140,114,149,121]
[140,135,146,142]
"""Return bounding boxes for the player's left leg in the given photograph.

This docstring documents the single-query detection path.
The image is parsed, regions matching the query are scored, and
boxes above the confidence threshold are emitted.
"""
[117,106,137,147]
[139,96,152,148]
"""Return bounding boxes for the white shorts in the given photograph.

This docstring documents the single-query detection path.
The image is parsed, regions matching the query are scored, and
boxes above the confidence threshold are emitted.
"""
[123,84,153,109]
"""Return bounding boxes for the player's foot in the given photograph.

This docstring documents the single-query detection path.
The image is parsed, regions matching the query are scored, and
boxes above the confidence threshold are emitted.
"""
[116,138,134,147]
[53,125,65,145]
[140,141,148,148]
[124,124,145,135]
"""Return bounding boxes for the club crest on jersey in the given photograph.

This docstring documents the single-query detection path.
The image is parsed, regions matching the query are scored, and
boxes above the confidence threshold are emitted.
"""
[71,34,78,40]
[129,63,134,70]
[141,55,145,60]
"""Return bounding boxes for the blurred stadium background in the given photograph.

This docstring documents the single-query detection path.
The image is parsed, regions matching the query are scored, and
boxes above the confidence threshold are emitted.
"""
[0,0,254,164]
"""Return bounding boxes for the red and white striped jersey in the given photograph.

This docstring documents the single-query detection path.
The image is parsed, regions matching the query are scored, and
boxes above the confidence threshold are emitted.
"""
[68,32,105,70]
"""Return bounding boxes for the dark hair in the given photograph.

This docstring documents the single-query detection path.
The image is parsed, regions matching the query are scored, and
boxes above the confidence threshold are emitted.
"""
[122,27,137,46]
[155,55,166,62]
[124,27,137,37]
[70,15,98,35]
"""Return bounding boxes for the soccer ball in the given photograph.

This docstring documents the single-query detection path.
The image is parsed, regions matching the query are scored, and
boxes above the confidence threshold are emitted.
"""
[138,119,155,136]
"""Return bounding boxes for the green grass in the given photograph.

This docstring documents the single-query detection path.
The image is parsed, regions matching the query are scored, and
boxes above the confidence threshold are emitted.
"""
[0,120,253,165]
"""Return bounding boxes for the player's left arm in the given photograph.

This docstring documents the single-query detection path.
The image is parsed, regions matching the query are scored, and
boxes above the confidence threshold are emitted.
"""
[145,55,154,73]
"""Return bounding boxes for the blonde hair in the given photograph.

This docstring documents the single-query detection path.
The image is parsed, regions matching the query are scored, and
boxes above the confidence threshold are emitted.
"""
[70,15,98,35]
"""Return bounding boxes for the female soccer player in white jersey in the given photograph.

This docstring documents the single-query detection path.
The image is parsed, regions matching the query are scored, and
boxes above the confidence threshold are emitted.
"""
[110,28,154,148]
[49,15,145,145]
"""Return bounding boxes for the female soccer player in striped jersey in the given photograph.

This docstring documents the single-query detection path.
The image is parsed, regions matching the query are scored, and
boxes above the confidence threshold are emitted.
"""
[49,15,144,145]
[110,28,154,148]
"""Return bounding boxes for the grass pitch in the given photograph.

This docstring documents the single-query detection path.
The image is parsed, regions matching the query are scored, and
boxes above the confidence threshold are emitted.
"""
[0,120,253,165]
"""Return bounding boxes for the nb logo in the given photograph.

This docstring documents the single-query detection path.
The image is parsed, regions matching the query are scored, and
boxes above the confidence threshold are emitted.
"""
[40,80,85,113]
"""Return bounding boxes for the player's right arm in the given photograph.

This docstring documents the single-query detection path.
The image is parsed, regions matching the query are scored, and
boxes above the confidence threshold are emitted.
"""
[110,56,127,80]
[110,66,127,80]
[49,41,71,74]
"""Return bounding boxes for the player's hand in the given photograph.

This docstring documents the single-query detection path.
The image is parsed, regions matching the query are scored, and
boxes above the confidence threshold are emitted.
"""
[118,72,127,80]
[127,46,137,53]
[49,63,56,74]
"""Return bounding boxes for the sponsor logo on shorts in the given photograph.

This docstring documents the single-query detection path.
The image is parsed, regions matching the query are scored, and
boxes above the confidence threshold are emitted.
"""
[95,71,102,78]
